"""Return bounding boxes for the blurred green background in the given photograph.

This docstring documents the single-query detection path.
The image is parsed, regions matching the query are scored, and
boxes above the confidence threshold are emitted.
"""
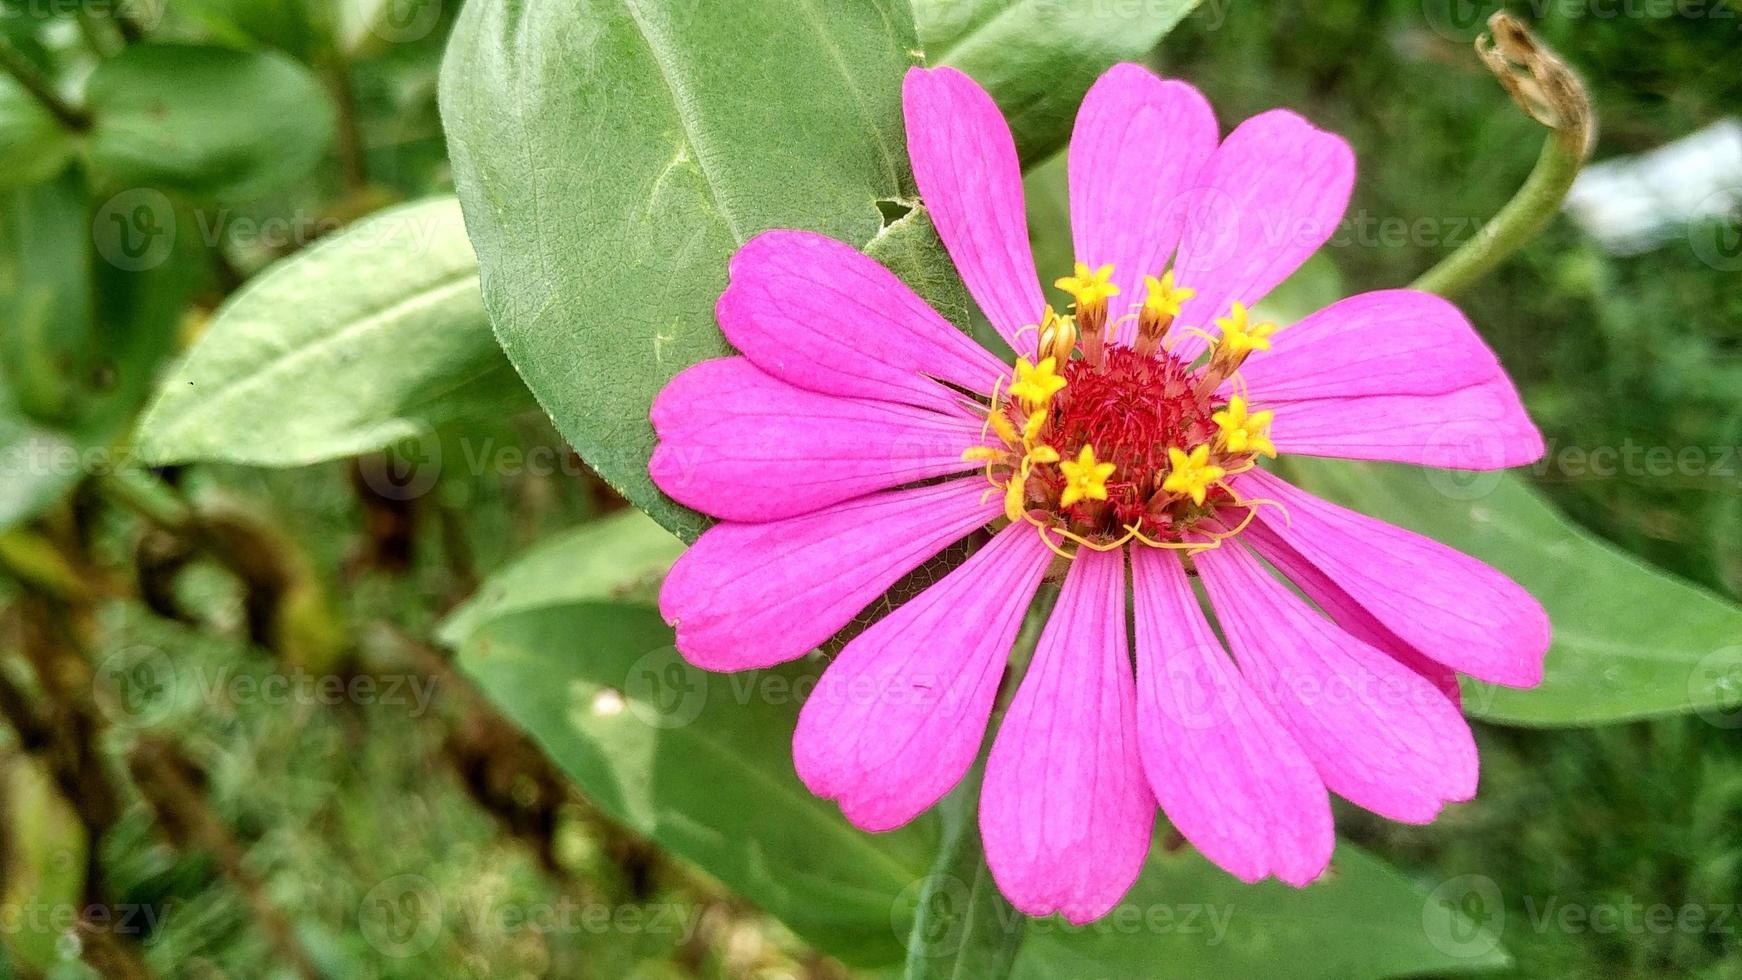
[1,0,1740,977]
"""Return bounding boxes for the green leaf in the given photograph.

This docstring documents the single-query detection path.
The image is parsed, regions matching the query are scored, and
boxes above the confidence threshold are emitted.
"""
[136,197,529,466]
[0,408,79,532]
[902,778,1024,980]
[85,44,334,202]
[915,0,1204,163]
[441,0,934,543]
[0,755,89,970]
[171,0,331,62]
[1277,457,1742,727]
[0,173,92,424]
[1011,836,1509,979]
[438,508,684,646]
[456,601,939,966]
[0,76,72,188]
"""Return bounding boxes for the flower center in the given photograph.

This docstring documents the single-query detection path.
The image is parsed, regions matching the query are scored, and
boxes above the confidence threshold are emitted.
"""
[964,264,1281,557]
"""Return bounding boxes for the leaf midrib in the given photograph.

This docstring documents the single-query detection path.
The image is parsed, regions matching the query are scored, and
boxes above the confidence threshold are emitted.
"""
[147,272,481,447]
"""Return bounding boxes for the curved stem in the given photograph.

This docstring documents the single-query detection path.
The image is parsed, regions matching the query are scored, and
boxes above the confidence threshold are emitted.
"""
[1411,12,1594,299]
[0,34,88,131]
[1410,131,1586,298]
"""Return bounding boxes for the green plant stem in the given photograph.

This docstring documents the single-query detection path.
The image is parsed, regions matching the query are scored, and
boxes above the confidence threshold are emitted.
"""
[0,34,88,130]
[1409,131,1586,298]
[98,468,194,533]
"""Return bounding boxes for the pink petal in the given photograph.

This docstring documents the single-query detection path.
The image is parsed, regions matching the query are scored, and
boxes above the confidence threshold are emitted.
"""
[661,480,998,671]
[1265,376,1545,469]
[1168,110,1355,363]
[1067,64,1218,344]
[717,231,1010,412]
[649,358,989,523]
[793,523,1051,831]
[1241,468,1550,687]
[1130,548,1333,886]
[1237,290,1502,401]
[904,67,1045,357]
[1194,543,1479,823]
[1245,521,1462,707]
[980,549,1153,923]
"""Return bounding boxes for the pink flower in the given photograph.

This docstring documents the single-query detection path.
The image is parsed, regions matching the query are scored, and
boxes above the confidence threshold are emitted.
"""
[650,63,1550,923]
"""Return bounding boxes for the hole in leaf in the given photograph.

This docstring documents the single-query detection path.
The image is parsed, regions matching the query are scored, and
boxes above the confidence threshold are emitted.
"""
[875,198,914,227]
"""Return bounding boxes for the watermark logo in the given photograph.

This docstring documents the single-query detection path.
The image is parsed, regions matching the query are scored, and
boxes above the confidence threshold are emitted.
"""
[360,0,443,43]
[356,434,444,501]
[359,874,443,957]
[1689,645,1742,729]
[893,873,973,958]
[622,646,708,729]
[1424,874,1506,959]
[1689,188,1742,271]
[94,645,178,727]
[93,189,176,272]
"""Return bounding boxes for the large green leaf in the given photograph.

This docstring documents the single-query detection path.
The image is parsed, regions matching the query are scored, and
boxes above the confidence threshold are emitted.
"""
[0,174,92,424]
[0,76,72,188]
[1278,458,1742,728]
[85,44,334,202]
[0,406,79,532]
[438,507,684,645]
[0,755,89,970]
[1010,837,1509,979]
[915,0,1204,163]
[441,0,952,542]
[455,601,939,966]
[136,197,529,466]
[902,777,1024,980]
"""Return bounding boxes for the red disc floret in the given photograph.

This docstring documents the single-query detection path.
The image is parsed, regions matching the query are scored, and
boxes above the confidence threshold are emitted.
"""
[1012,347,1235,540]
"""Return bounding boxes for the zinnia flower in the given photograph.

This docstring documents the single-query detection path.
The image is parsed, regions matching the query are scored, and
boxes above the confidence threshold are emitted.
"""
[650,63,1550,923]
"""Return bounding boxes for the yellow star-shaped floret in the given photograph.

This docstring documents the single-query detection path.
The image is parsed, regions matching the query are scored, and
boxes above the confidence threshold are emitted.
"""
[1142,271,1195,319]
[1213,302,1280,357]
[1054,262,1121,310]
[1007,356,1066,410]
[1058,444,1116,509]
[1212,396,1277,458]
[1161,444,1227,506]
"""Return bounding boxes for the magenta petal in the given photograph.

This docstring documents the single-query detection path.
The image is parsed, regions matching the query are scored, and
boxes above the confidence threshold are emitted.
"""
[1238,290,1502,401]
[1067,64,1218,343]
[649,358,988,523]
[1195,543,1479,823]
[1265,376,1545,469]
[980,549,1152,923]
[1130,548,1333,887]
[1169,110,1355,362]
[793,523,1050,832]
[904,67,1045,356]
[1246,521,1462,707]
[661,480,998,671]
[1241,468,1550,687]
[717,231,1010,411]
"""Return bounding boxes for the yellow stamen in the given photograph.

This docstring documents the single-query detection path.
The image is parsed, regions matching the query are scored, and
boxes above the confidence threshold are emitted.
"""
[1212,396,1277,458]
[1058,444,1116,509]
[962,446,1002,462]
[1004,475,1028,522]
[1213,302,1279,358]
[987,409,1020,449]
[1008,356,1067,411]
[1161,445,1226,507]
[1142,271,1194,319]
[1037,306,1077,364]
[1021,409,1048,445]
[1053,262,1120,309]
